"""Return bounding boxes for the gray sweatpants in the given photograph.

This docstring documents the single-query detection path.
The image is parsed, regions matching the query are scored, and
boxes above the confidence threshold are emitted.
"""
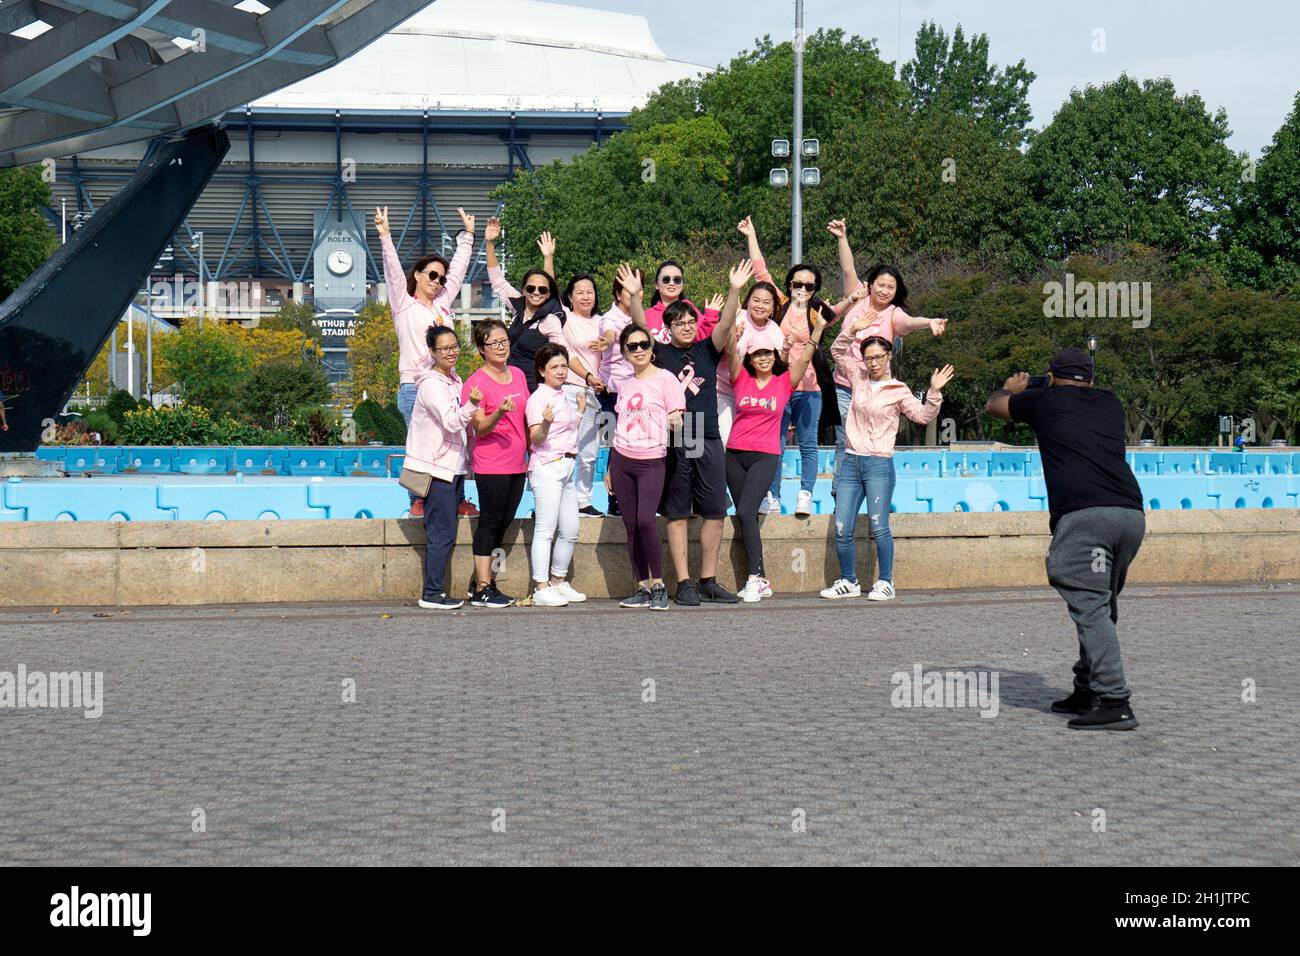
[1045,507,1146,700]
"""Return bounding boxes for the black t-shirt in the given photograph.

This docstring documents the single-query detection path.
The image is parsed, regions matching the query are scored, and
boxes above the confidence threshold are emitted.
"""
[654,338,722,441]
[1008,385,1143,531]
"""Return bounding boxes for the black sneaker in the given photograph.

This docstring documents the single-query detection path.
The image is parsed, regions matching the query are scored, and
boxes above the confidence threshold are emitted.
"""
[472,583,514,609]
[606,495,621,517]
[418,592,464,610]
[578,505,604,517]
[466,579,478,600]
[699,579,741,604]
[619,588,651,608]
[1051,688,1099,715]
[674,580,701,606]
[1068,698,1138,731]
[650,583,669,610]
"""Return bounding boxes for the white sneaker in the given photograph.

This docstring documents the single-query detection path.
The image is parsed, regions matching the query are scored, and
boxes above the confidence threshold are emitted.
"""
[554,581,587,603]
[795,489,813,517]
[740,576,763,603]
[759,492,782,514]
[866,580,896,602]
[820,578,861,599]
[757,577,772,599]
[532,585,570,607]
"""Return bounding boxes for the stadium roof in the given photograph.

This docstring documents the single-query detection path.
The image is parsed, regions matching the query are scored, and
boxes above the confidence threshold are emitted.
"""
[0,0,438,166]
[247,0,712,115]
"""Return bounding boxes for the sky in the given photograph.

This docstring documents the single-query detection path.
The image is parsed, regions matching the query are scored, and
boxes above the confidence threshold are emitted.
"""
[559,0,1300,157]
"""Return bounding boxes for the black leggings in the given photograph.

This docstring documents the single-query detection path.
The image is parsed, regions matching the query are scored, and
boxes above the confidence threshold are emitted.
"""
[607,450,666,581]
[473,472,526,557]
[725,449,779,578]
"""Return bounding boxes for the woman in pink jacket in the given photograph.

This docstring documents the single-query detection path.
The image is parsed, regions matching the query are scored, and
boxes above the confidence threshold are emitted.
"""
[644,259,722,344]
[821,327,954,602]
[376,204,475,517]
[405,325,482,610]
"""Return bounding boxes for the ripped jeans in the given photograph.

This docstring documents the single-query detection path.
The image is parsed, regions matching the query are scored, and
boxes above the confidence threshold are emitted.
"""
[833,452,896,584]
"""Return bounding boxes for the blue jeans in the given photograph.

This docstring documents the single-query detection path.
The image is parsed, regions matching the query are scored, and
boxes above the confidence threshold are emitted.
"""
[397,383,419,505]
[833,453,896,584]
[832,384,851,493]
[769,390,823,498]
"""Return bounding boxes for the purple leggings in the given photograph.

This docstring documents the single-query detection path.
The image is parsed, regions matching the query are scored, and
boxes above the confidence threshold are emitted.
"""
[608,449,666,581]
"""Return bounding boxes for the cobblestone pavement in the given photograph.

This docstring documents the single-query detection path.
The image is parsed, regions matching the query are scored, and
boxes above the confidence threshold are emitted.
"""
[1,583,1296,866]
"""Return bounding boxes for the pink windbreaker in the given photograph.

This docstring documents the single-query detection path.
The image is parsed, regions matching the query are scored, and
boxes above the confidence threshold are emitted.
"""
[382,231,473,384]
[831,323,942,458]
[643,297,720,344]
[404,368,478,481]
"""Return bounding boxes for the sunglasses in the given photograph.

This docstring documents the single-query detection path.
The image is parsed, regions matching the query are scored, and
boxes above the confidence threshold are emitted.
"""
[422,270,445,283]
[624,340,653,352]
[659,275,683,285]
[790,281,817,291]
[524,284,550,295]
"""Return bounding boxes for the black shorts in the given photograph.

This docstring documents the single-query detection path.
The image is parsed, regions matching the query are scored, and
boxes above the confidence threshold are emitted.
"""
[659,438,728,519]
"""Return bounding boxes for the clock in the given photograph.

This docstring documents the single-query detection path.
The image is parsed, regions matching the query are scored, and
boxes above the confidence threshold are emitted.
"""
[327,249,353,276]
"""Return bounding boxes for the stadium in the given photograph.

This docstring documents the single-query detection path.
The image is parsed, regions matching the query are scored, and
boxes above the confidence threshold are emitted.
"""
[39,0,710,323]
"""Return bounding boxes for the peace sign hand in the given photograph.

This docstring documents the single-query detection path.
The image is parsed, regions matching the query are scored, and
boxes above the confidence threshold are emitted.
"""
[374,206,390,237]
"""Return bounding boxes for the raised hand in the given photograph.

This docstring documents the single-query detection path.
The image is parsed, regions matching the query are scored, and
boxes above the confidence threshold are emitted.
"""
[457,206,475,235]
[826,218,847,239]
[851,306,880,333]
[374,206,390,237]
[468,385,483,404]
[810,307,828,333]
[704,293,724,312]
[616,262,642,298]
[929,318,948,337]
[931,364,956,392]
[576,391,587,414]
[736,215,756,238]
[542,403,555,423]
[728,259,754,290]
[484,216,501,243]
[499,394,516,413]
[537,231,556,258]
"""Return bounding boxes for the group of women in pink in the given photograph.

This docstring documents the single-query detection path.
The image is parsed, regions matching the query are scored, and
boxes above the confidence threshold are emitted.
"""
[381,205,954,611]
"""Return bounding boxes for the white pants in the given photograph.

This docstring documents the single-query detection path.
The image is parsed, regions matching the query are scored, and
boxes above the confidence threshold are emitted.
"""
[563,383,600,507]
[529,456,580,582]
[716,391,736,447]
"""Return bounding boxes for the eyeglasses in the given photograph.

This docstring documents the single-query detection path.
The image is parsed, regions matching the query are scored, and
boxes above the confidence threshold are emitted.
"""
[433,345,460,354]
[422,270,445,283]
[670,318,697,327]
[864,353,889,364]
[524,284,549,295]
[624,340,653,352]
[483,339,509,350]
[790,281,817,291]
[659,275,683,285]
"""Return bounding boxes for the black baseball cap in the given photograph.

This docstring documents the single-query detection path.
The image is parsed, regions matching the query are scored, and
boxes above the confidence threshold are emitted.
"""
[1048,347,1093,383]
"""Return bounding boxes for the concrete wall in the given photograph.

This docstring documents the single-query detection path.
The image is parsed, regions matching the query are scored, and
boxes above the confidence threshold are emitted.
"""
[3,511,1298,607]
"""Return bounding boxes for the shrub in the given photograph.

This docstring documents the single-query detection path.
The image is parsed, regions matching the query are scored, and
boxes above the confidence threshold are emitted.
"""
[103,389,141,426]
[82,411,119,443]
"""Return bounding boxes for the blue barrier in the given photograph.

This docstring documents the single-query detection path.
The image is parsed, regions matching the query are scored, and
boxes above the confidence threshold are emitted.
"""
[231,447,282,473]
[284,451,340,476]
[305,477,408,519]
[1209,452,1244,475]
[894,451,945,478]
[6,479,175,521]
[1159,452,1206,475]
[119,446,179,473]
[989,451,1032,477]
[62,449,122,474]
[156,480,326,521]
[175,449,232,475]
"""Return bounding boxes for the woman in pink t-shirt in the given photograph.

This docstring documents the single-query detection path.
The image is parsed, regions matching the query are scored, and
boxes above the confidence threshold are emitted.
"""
[716,278,785,447]
[525,343,587,607]
[461,318,528,609]
[825,219,950,493]
[603,278,686,612]
[556,271,608,516]
[724,307,827,602]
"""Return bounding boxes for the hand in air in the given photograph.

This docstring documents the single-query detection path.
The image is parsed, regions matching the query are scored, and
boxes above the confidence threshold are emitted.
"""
[373,206,390,237]
[484,217,501,243]
[728,259,754,290]
[930,364,955,392]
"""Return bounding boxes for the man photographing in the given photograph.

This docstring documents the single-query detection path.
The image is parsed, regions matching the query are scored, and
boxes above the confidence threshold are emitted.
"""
[986,348,1146,731]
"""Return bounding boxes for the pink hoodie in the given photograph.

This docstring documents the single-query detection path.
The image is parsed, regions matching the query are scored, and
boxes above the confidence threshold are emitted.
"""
[382,231,473,384]
[404,367,479,481]
[643,297,720,344]
[831,323,942,458]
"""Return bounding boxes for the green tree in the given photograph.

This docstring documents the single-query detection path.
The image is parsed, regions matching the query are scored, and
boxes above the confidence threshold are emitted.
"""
[901,21,1036,148]
[1223,92,1300,290]
[1025,75,1239,265]
[240,362,331,428]
[0,167,58,301]
[157,322,255,416]
[258,300,323,343]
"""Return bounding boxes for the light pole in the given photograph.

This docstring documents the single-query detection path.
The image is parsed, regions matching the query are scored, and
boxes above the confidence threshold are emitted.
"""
[1086,333,1098,382]
[192,232,205,329]
[792,0,804,262]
